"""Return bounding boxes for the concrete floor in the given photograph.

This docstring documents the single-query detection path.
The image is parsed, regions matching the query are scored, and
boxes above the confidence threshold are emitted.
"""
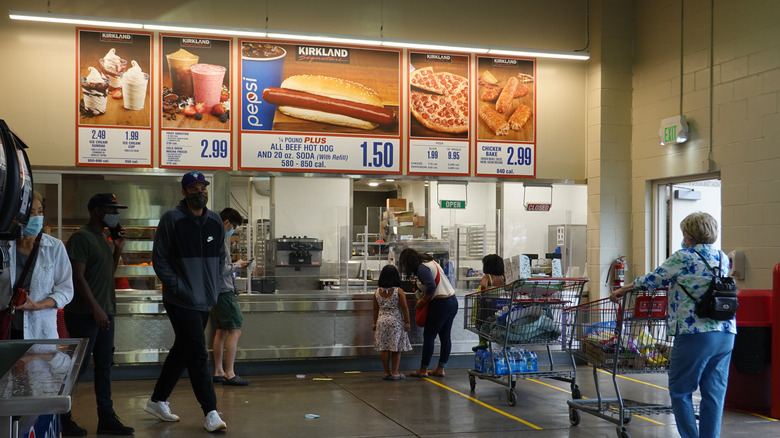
[65,365,778,437]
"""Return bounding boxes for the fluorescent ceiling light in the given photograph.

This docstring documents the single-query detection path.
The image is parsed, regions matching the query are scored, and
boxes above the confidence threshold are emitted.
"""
[385,179,395,182]
[368,182,380,187]
[8,10,588,60]
[488,48,589,60]
[381,40,488,54]
[267,32,382,46]
[144,24,267,38]
[9,10,143,29]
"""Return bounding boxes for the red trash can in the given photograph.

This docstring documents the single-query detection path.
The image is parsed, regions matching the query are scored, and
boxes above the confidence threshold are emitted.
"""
[724,289,772,414]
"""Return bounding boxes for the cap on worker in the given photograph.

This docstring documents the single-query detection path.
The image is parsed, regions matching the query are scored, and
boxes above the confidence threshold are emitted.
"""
[87,193,128,210]
[181,171,210,190]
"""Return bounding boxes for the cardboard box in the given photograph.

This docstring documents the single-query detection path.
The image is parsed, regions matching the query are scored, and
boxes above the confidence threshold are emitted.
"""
[386,198,407,209]
[413,215,426,227]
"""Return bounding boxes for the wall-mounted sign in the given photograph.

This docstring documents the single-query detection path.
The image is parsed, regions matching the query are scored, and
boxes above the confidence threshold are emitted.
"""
[76,29,153,167]
[659,115,689,145]
[440,200,465,209]
[239,40,402,174]
[525,203,551,211]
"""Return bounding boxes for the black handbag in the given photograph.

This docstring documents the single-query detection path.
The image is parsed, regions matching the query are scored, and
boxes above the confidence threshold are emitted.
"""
[680,249,738,321]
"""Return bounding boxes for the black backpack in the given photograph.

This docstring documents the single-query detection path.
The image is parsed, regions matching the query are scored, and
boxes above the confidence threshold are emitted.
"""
[679,249,738,321]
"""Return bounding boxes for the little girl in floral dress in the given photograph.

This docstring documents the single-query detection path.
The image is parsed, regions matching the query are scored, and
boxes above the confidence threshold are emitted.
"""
[373,265,412,380]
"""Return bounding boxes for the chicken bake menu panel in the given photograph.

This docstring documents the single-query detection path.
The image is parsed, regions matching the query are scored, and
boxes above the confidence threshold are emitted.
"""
[76,29,153,167]
[238,40,402,174]
[474,56,536,177]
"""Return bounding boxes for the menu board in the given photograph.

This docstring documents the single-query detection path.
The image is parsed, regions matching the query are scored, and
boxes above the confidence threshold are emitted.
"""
[238,41,402,174]
[406,52,470,176]
[474,56,536,177]
[76,29,153,167]
[158,35,232,169]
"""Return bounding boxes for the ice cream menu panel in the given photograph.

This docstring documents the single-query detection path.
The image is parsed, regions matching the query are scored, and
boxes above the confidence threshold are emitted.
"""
[406,52,470,176]
[239,41,402,174]
[475,56,536,177]
[159,35,232,169]
[76,29,152,167]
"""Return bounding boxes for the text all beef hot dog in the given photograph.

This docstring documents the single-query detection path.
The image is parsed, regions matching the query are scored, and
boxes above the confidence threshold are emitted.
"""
[262,75,396,130]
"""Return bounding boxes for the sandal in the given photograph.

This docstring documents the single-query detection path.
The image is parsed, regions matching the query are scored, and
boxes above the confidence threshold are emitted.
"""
[409,370,428,378]
[428,370,445,377]
[388,373,406,381]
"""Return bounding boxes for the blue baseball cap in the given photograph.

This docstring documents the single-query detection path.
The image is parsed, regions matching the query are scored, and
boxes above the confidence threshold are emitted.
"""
[181,171,210,190]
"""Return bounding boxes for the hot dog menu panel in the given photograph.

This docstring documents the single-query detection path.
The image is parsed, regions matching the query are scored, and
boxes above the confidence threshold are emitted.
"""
[239,41,402,174]
[76,30,153,167]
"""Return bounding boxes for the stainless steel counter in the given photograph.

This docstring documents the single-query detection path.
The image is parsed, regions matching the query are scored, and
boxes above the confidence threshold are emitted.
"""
[0,339,88,438]
[113,290,479,365]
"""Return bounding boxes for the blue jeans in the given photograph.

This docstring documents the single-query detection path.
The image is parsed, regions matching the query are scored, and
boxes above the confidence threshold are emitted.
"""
[64,313,116,418]
[669,331,735,438]
[421,295,458,369]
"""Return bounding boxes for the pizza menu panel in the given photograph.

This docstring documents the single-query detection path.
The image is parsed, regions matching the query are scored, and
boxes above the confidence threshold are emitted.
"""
[76,29,153,167]
[75,27,537,177]
[238,41,402,174]
[407,52,470,176]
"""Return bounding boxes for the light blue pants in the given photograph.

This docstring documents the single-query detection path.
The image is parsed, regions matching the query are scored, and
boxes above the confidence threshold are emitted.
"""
[668,331,735,438]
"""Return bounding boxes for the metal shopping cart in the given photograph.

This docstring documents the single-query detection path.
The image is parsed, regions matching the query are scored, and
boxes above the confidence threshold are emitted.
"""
[464,277,589,406]
[562,288,674,438]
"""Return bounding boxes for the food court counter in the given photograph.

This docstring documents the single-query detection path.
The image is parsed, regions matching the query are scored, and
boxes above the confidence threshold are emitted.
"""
[113,290,479,365]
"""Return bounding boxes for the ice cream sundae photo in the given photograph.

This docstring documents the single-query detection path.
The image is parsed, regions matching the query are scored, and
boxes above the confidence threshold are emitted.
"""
[80,66,110,116]
[98,48,128,91]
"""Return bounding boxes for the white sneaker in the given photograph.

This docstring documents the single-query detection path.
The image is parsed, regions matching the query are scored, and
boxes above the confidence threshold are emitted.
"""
[144,398,180,422]
[204,410,226,432]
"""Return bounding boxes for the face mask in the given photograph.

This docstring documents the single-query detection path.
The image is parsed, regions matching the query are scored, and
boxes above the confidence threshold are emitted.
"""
[225,227,235,238]
[186,192,208,210]
[24,215,43,236]
[103,213,121,229]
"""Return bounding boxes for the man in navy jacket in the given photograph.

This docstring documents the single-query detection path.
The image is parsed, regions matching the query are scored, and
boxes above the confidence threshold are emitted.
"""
[143,171,228,432]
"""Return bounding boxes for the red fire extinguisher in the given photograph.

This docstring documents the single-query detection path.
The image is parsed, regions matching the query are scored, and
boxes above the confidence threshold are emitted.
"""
[610,255,626,290]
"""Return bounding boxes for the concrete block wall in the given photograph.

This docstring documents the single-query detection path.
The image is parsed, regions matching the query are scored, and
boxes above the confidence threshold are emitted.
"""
[630,0,780,288]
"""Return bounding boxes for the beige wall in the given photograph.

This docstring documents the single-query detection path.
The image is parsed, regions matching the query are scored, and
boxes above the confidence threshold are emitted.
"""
[0,0,587,180]
[628,0,780,289]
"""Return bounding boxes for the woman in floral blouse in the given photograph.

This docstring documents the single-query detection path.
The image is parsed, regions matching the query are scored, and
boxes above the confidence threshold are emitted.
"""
[611,212,735,438]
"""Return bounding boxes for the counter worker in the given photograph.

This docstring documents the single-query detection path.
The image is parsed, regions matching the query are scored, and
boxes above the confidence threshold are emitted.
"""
[144,171,228,433]
[63,193,133,436]
[212,207,251,386]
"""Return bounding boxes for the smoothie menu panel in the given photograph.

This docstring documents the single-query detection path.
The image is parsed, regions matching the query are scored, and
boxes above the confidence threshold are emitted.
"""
[239,40,401,174]
[475,56,536,178]
[159,35,232,169]
[76,29,153,167]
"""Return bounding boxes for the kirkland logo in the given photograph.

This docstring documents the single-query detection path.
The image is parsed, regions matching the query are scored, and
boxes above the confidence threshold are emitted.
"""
[100,33,133,43]
[492,58,519,67]
[425,54,452,63]
[181,38,211,48]
[295,46,350,64]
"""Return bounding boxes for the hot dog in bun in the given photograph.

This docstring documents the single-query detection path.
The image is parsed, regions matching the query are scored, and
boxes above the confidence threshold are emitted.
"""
[262,75,395,130]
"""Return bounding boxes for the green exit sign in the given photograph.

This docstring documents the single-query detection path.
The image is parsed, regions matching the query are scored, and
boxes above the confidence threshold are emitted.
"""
[664,125,677,143]
[440,200,465,209]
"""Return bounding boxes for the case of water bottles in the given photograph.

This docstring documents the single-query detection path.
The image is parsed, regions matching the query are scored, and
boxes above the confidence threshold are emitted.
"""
[474,347,538,375]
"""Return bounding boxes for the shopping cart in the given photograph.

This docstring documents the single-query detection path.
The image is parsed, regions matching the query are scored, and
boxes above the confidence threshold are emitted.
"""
[562,288,674,438]
[464,277,589,406]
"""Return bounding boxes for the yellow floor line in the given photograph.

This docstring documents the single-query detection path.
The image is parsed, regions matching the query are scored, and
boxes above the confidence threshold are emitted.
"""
[525,378,665,425]
[596,368,668,391]
[422,377,543,430]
